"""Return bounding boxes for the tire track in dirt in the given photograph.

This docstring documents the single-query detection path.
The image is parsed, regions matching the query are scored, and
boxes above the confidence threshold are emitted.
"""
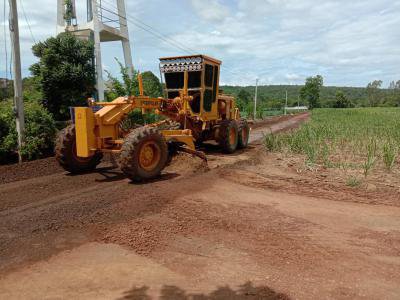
[0,113,309,276]
[1,112,400,300]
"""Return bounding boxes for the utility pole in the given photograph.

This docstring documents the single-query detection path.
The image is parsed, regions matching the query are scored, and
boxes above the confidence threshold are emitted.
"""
[9,0,25,163]
[284,90,288,115]
[254,78,258,120]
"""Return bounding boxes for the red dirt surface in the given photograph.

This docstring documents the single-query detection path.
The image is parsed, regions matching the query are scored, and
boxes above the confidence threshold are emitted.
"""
[0,157,63,185]
[0,113,399,300]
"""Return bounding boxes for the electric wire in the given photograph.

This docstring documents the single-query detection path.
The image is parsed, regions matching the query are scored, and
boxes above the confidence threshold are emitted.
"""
[97,0,258,82]
[98,2,195,55]
[19,0,36,44]
[99,0,198,54]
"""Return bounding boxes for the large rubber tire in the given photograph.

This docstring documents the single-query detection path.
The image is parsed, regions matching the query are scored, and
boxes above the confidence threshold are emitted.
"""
[55,124,103,173]
[119,127,168,181]
[165,142,179,166]
[218,120,239,154]
[237,119,250,149]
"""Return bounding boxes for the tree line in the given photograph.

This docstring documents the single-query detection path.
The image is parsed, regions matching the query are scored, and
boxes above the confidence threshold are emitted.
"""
[223,77,400,113]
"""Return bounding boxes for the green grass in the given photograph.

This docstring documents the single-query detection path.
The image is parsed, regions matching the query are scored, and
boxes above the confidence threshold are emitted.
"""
[346,176,362,188]
[264,108,400,174]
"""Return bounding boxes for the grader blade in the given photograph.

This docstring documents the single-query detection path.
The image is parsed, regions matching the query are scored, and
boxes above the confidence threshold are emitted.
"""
[176,146,207,162]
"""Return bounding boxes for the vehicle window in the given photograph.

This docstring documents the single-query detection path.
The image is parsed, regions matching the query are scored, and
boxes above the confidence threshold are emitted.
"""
[204,64,214,87]
[188,71,202,88]
[204,89,213,112]
[213,66,219,102]
[165,72,184,89]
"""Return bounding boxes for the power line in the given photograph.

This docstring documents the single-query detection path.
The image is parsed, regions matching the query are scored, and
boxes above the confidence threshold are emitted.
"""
[98,1,196,55]
[19,0,36,44]
[98,0,258,83]
[100,0,198,54]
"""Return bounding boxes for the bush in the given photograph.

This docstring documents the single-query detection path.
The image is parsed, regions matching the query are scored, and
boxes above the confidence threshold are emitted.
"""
[119,109,164,132]
[0,101,57,163]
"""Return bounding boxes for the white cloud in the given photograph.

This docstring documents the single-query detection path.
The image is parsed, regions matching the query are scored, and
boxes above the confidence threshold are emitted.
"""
[285,73,302,82]
[190,0,230,22]
[174,0,400,86]
[0,0,399,87]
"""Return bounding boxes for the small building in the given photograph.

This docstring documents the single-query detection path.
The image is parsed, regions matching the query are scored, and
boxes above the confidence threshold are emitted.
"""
[285,106,309,112]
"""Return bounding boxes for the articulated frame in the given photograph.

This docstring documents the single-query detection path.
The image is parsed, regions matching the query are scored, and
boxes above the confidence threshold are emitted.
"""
[74,74,196,158]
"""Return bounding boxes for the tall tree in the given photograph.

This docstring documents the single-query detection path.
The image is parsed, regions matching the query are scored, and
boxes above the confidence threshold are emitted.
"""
[105,61,163,127]
[236,89,252,111]
[300,75,323,109]
[334,90,353,108]
[366,80,382,107]
[30,33,96,120]
[142,71,163,98]
[387,80,400,107]
[105,59,162,100]
[237,89,251,103]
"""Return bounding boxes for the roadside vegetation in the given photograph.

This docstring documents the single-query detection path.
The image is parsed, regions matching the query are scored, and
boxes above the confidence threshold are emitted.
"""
[265,108,400,181]
[0,100,56,163]
[1,31,399,164]
[223,79,400,112]
[0,33,162,164]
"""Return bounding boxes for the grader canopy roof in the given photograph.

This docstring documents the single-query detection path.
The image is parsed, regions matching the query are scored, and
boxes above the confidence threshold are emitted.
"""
[159,55,221,73]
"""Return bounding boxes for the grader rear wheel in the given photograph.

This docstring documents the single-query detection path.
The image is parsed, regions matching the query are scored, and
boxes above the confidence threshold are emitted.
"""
[55,125,103,173]
[237,119,250,149]
[120,127,168,181]
[218,120,239,154]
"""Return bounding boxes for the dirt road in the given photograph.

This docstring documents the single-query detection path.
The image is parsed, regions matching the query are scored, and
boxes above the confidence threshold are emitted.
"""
[0,113,399,300]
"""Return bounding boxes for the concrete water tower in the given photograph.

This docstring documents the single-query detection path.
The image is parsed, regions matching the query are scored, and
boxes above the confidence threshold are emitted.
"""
[57,0,133,100]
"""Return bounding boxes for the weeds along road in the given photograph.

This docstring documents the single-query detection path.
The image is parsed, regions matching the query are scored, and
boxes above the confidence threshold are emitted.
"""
[1,112,400,300]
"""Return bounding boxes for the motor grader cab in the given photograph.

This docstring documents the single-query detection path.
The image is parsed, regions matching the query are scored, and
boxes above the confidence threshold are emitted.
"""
[160,55,221,119]
[159,55,249,150]
[56,55,249,181]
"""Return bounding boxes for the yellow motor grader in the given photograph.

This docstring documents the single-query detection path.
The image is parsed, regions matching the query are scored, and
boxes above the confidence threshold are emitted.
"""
[56,55,250,181]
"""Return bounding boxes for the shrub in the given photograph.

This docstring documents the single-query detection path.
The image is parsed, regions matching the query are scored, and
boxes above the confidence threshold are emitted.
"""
[346,176,361,187]
[382,141,397,171]
[120,109,163,131]
[264,131,282,152]
[363,139,377,177]
[0,101,57,163]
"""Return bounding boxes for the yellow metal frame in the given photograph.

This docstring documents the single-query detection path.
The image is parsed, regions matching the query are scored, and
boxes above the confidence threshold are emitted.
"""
[74,73,197,158]
[74,56,242,159]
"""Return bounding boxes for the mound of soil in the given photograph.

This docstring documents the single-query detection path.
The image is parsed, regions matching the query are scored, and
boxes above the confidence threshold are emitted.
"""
[0,157,63,185]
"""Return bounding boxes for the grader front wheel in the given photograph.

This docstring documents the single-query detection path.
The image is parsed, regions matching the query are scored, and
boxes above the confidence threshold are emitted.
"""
[120,127,168,181]
[55,125,103,173]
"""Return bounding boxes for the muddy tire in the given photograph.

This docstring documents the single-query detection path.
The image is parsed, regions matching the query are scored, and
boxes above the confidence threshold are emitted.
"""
[218,120,239,154]
[120,127,168,181]
[165,142,179,166]
[55,125,103,173]
[160,121,182,166]
[237,119,250,149]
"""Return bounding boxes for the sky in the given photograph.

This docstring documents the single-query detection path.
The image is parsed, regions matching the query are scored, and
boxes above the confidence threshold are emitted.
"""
[0,0,399,87]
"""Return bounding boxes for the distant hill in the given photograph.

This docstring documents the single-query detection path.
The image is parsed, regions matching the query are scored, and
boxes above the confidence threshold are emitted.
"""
[220,85,394,108]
